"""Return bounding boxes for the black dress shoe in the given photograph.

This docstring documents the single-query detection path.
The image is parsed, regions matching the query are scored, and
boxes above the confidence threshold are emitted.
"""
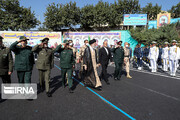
[69,88,74,93]
[96,86,102,91]
[46,92,52,97]
[40,87,44,92]
[117,77,121,80]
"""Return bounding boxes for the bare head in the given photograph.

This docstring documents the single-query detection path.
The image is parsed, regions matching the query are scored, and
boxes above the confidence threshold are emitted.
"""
[103,41,108,47]
[84,40,89,46]
[124,42,128,47]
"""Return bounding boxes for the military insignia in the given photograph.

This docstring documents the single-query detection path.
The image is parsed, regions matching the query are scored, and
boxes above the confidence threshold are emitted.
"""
[3,54,7,57]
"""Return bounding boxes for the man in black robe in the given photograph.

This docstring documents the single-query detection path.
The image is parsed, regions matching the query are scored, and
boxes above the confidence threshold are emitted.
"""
[83,39,102,90]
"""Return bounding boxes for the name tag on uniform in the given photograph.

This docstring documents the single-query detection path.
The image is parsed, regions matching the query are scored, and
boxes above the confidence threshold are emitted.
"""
[3,54,7,57]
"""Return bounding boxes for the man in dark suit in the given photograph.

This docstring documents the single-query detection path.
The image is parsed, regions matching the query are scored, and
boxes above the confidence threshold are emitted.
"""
[99,41,113,85]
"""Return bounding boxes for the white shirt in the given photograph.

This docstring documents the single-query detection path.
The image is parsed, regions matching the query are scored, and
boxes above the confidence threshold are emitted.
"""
[162,47,169,59]
[148,46,159,60]
[169,45,180,60]
[104,47,109,55]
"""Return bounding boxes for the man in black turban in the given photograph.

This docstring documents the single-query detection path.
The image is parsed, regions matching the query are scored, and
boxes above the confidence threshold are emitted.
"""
[83,39,102,90]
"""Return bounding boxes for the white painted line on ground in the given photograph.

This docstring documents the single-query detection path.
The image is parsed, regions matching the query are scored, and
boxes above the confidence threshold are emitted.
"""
[125,81,180,102]
[130,68,180,80]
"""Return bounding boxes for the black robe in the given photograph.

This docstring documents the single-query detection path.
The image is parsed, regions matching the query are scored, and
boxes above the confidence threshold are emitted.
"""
[83,46,98,87]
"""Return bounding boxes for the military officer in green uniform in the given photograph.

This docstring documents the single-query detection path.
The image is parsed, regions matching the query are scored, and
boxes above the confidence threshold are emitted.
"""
[10,36,34,83]
[54,40,75,93]
[32,38,54,97]
[112,41,124,80]
[0,36,13,83]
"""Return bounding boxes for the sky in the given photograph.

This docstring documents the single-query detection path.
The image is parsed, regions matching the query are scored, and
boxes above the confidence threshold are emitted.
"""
[19,0,180,25]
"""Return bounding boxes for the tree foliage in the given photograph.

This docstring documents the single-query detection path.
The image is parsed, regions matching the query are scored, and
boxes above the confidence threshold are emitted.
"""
[168,2,180,18]
[141,3,161,20]
[43,0,141,31]
[80,4,95,30]
[0,0,40,31]
[44,1,80,31]
[130,22,180,45]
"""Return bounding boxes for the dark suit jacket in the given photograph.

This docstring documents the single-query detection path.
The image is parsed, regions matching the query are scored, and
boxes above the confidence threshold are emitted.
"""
[99,47,112,65]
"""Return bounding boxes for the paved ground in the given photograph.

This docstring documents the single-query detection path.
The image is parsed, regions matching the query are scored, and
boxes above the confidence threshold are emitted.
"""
[0,60,180,120]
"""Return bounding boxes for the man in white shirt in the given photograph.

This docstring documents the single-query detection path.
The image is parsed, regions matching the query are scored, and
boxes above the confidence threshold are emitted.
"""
[169,40,180,76]
[148,41,159,72]
[162,42,169,72]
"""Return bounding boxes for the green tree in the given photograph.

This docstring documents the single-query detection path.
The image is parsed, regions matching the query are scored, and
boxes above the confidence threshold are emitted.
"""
[80,4,95,30]
[44,3,64,31]
[63,1,80,29]
[168,2,180,18]
[130,23,180,45]
[108,2,122,28]
[93,1,110,29]
[108,0,140,29]
[119,0,141,14]
[142,3,161,20]
[44,1,80,31]
[0,0,40,31]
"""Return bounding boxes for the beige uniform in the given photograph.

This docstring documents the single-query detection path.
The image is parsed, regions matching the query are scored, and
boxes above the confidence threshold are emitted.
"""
[124,47,130,73]
[79,45,87,71]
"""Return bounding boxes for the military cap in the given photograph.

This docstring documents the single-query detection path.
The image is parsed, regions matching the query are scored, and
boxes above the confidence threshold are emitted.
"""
[89,39,96,45]
[63,40,69,44]
[19,36,29,41]
[41,37,49,43]
[152,41,157,44]
[117,41,122,45]
[172,40,177,43]
[164,42,169,44]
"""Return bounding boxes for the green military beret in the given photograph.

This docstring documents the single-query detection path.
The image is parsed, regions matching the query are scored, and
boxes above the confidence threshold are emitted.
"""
[63,40,69,44]
[19,36,29,41]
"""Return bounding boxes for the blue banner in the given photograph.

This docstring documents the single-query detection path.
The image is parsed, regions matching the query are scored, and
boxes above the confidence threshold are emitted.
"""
[124,14,147,26]
[148,17,180,29]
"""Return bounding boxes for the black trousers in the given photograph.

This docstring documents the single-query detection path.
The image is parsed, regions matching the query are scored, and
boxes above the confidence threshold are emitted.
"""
[0,75,11,83]
[100,63,108,82]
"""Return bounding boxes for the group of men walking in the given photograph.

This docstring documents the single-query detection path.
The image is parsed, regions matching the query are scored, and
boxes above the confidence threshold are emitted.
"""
[134,40,180,76]
[2,35,179,97]
[0,36,134,96]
